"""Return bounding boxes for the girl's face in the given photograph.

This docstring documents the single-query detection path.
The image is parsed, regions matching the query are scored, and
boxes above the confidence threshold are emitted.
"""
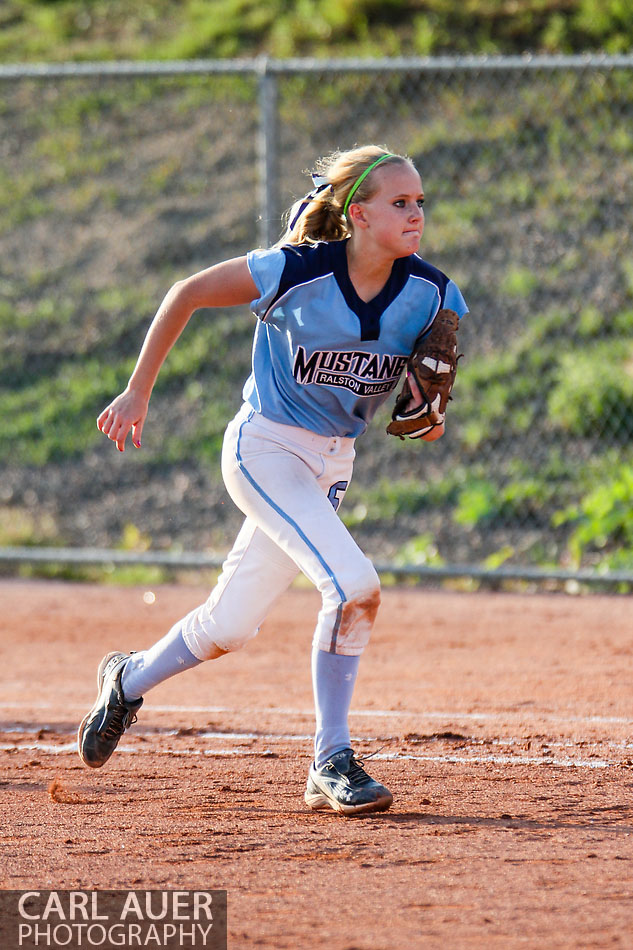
[350,163,425,259]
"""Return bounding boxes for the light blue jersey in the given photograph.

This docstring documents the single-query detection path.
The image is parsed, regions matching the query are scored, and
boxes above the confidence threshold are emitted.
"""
[245,240,468,438]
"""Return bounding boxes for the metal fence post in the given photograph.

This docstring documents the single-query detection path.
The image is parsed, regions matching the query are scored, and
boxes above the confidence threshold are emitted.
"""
[257,57,279,248]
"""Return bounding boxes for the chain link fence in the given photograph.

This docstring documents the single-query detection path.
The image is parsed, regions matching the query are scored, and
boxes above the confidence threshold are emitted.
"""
[1,55,633,583]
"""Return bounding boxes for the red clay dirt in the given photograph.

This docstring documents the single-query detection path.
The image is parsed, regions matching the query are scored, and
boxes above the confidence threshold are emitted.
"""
[1,579,632,949]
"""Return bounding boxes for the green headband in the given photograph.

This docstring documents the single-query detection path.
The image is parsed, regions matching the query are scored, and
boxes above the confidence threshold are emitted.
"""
[343,153,395,217]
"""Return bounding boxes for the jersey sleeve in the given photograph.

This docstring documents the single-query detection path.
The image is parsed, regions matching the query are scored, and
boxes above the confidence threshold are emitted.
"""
[444,279,469,318]
[246,247,287,319]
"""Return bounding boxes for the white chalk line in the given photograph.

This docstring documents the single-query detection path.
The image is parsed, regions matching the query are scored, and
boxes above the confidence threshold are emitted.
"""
[1,702,631,769]
[0,740,622,769]
[1,724,317,741]
[1,722,631,770]
[0,741,277,758]
[3,723,632,754]
[372,752,616,769]
[1,700,632,727]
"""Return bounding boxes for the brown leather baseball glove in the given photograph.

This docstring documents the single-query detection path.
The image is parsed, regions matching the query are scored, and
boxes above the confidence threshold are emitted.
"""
[386,308,461,440]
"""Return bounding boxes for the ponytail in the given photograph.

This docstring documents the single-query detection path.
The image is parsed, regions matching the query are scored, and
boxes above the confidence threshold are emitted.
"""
[276,145,412,247]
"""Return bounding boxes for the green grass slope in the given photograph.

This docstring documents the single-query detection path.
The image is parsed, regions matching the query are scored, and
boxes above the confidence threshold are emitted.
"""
[0,0,632,63]
[1,6,633,578]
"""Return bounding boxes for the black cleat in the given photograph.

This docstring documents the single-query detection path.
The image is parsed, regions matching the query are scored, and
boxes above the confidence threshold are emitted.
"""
[78,652,143,768]
[304,748,393,815]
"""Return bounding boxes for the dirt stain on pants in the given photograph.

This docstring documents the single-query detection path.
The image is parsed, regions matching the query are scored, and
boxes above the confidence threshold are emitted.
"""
[330,588,381,654]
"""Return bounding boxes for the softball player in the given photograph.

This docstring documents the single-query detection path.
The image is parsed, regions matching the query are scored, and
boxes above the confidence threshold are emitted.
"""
[78,145,468,815]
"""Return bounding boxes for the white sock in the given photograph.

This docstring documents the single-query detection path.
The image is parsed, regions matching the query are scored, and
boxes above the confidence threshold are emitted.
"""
[311,646,360,769]
[121,623,201,701]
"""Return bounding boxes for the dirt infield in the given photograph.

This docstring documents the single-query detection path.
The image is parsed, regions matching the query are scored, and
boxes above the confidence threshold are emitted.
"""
[1,579,632,949]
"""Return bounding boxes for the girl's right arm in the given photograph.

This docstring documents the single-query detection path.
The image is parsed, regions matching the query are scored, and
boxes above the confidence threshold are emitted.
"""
[97,256,258,452]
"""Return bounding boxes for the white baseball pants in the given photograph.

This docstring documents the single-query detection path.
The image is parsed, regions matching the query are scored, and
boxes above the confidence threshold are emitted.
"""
[180,404,381,660]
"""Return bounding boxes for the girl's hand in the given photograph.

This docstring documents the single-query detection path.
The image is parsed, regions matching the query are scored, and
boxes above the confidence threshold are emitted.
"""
[97,388,149,453]
[396,374,446,441]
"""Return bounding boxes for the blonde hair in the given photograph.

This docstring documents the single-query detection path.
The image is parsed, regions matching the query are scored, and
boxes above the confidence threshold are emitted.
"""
[277,145,414,247]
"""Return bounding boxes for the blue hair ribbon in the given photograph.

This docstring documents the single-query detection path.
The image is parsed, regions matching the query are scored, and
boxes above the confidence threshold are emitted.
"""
[289,174,332,231]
